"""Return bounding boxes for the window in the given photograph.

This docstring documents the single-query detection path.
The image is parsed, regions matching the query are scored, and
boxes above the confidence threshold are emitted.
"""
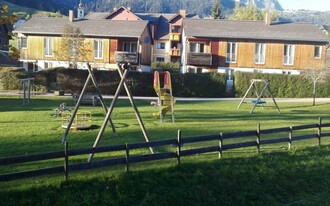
[226,42,237,63]
[70,39,78,58]
[190,42,204,53]
[123,42,137,52]
[44,37,53,56]
[157,42,165,49]
[94,40,103,59]
[156,57,165,62]
[45,62,53,69]
[19,37,27,48]
[255,43,266,64]
[171,25,181,33]
[314,46,322,59]
[283,44,295,65]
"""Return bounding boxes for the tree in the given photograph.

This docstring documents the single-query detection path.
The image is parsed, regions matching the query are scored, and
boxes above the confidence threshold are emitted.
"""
[304,69,326,106]
[56,24,90,69]
[211,0,224,19]
[229,3,264,20]
[0,5,17,25]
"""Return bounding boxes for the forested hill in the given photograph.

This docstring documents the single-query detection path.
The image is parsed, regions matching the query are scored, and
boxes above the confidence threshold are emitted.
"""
[3,0,283,17]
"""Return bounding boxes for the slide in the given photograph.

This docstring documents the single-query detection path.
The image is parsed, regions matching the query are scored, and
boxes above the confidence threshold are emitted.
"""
[152,91,175,118]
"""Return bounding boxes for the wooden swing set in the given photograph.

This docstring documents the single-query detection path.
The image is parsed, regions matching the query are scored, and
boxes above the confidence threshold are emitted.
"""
[237,79,280,114]
[62,63,154,162]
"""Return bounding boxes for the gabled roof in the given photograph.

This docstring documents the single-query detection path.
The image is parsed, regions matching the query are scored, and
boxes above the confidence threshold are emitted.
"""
[183,18,329,43]
[105,6,141,20]
[84,12,112,20]
[13,17,149,38]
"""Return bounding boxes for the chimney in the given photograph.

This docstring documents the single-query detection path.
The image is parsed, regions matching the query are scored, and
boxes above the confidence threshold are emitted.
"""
[69,10,74,22]
[179,10,186,18]
[265,12,272,25]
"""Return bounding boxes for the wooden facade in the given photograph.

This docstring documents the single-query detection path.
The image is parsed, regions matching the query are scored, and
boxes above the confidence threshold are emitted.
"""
[185,38,327,72]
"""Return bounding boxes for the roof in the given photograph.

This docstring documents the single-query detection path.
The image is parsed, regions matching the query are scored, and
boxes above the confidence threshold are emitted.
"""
[84,12,111,20]
[183,19,330,43]
[13,17,149,38]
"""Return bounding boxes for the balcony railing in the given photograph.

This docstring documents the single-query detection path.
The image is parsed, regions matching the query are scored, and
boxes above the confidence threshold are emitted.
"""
[170,33,180,41]
[114,51,139,64]
[170,48,181,56]
[187,53,212,66]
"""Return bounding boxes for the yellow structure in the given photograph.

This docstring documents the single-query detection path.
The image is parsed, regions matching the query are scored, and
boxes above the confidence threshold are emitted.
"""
[153,71,175,122]
[62,111,92,130]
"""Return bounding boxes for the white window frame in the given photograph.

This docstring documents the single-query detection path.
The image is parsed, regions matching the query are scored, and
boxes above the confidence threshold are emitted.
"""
[189,42,204,53]
[255,43,266,64]
[157,42,165,50]
[314,45,322,59]
[283,44,295,65]
[123,41,137,53]
[226,42,237,63]
[70,39,78,58]
[44,37,53,57]
[94,40,103,59]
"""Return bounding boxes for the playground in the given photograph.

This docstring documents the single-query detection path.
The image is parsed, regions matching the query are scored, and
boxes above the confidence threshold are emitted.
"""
[1,93,330,204]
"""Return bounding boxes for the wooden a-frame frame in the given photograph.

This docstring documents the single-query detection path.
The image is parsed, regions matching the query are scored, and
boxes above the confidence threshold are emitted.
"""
[237,79,280,114]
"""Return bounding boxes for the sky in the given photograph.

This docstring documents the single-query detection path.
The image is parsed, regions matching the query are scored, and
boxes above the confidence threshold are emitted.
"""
[278,0,330,11]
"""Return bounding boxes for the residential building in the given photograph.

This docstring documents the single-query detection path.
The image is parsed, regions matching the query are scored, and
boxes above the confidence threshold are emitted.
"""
[13,10,152,72]
[181,17,329,75]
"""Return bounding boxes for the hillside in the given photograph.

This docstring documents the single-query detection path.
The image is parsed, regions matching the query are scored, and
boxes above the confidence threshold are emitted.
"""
[3,0,282,17]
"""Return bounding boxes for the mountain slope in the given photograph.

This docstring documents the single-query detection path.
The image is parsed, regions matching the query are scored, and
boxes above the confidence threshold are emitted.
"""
[3,0,283,16]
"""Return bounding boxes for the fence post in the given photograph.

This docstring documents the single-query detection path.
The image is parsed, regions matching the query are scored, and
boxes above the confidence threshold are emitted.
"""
[219,133,223,159]
[64,141,68,181]
[318,117,322,146]
[288,126,292,150]
[125,143,129,172]
[256,123,260,154]
[177,130,181,164]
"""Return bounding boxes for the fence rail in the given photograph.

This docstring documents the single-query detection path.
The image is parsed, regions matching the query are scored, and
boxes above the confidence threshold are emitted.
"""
[0,118,329,182]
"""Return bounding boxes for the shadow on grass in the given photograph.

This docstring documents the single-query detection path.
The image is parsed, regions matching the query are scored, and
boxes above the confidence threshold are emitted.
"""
[0,145,329,206]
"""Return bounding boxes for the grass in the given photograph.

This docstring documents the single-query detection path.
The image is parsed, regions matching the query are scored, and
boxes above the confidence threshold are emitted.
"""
[0,95,329,205]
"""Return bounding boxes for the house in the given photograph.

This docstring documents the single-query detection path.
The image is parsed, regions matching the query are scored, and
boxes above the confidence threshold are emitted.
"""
[86,6,198,64]
[13,10,152,72]
[181,16,329,75]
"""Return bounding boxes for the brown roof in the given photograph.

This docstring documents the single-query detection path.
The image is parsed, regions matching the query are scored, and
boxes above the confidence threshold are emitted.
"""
[183,18,329,43]
[13,17,149,38]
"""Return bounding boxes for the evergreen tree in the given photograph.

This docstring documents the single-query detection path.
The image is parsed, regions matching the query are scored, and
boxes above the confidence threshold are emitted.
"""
[211,0,224,19]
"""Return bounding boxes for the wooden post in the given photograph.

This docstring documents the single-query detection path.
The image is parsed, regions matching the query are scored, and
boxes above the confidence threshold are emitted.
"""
[125,143,129,172]
[219,133,223,159]
[288,126,292,150]
[256,123,260,154]
[177,130,181,164]
[64,141,68,181]
[318,117,322,146]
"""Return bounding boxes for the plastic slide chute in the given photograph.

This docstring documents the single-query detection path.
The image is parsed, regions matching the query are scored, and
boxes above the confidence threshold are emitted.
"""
[152,71,175,122]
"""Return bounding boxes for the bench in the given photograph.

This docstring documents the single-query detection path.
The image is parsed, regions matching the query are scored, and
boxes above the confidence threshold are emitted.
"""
[73,94,99,106]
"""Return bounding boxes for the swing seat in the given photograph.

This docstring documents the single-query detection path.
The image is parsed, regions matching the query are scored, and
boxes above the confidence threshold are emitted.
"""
[251,99,266,104]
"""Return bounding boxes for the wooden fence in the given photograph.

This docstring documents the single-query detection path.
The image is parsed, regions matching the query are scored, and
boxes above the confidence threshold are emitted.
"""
[1,118,330,182]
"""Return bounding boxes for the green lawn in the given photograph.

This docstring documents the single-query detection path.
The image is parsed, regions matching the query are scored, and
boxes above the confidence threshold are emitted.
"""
[0,95,329,205]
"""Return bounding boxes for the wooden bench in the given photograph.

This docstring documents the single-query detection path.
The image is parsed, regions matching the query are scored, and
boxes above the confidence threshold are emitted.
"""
[73,94,99,106]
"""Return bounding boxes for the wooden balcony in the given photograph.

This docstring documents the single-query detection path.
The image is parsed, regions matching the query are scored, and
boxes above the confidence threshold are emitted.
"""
[170,33,180,41]
[187,53,212,66]
[114,51,139,64]
[170,48,181,56]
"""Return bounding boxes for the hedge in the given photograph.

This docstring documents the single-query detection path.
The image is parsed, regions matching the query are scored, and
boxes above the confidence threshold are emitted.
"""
[1,67,329,98]
[234,71,330,98]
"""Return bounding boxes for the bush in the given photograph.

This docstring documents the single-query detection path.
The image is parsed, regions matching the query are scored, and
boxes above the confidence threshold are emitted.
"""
[0,68,26,90]
[151,62,180,73]
[234,72,330,98]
